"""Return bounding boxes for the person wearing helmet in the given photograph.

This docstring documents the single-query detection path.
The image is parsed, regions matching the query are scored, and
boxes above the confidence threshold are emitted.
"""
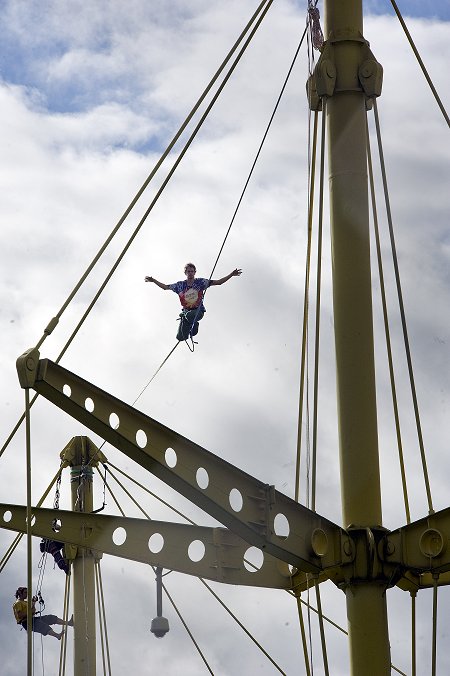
[13,587,73,640]
[145,263,242,341]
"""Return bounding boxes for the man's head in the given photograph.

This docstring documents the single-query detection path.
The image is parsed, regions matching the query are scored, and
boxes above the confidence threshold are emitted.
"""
[15,587,27,599]
[184,263,196,279]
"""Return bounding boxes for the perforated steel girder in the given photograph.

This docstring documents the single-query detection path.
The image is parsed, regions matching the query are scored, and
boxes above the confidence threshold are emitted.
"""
[16,349,351,575]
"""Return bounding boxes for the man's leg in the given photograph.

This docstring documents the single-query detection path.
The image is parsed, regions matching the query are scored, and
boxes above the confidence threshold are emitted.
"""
[42,614,74,639]
[176,313,190,341]
[189,308,204,337]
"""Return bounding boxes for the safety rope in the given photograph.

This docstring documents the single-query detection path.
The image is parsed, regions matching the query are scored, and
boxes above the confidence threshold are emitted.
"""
[103,462,197,525]
[0,0,274,465]
[95,564,107,676]
[295,110,318,504]
[389,0,449,128]
[431,574,439,676]
[295,593,407,675]
[97,466,150,519]
[58,572,71,676]
[366,115,411,524]
[100,465,286,672]
[197,578,286,674]
[95,562,112,676]
[25,388,33,676]
[30,0,274,355]
[373,99,434,514]
[130,342,180,405]
[145,16,311,372]
[52,0,274,367]
[310,98,327,514]
[314,580,329,675]
[0,465,64,573]
[161,582,214,675]
[411,591,417,676]
[306,577,314,676]
[296,596,312,676]
[99,474,215,673]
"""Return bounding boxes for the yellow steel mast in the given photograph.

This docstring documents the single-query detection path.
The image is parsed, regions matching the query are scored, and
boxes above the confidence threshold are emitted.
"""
[11,2,450,675]
[323,0,390,671]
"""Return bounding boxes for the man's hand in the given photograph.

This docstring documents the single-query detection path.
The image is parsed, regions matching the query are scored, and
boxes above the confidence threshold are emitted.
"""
[144,276,153,283]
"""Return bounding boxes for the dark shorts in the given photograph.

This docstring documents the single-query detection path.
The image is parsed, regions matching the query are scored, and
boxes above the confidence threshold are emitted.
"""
[21,614,59,636]
[177,307,205,341]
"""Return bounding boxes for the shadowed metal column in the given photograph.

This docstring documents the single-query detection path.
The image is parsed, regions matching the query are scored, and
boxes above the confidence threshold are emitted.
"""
[69,437,97,676]
[324,1,390,672]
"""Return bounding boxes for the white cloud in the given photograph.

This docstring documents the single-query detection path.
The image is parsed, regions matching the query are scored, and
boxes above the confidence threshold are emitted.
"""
[0,2,449,675]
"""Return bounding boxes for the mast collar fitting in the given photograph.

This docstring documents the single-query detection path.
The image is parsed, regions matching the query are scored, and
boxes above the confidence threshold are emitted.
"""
[16,347,41,389]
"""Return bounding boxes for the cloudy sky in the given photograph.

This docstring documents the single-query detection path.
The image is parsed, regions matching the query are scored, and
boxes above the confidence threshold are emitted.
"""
[0,0,449,674]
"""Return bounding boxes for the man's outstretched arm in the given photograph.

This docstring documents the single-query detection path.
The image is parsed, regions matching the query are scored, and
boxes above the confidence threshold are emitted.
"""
[145,276,170,290]
[209,269,242,286]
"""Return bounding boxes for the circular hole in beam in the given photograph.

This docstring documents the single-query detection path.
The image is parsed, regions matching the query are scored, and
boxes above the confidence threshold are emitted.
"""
[196,467,209,490]
[243,546,264,572]
[149,533,164,554]
[85,397,95,413]
[136,429,147,448]
[229,488,243,512]
[274,513,290,538]
[112,527,127,546]
[63,384,71,397]
[109,412,120,429]
[3,510,12,523]
[188,540,205,562]
[165,448,177,468]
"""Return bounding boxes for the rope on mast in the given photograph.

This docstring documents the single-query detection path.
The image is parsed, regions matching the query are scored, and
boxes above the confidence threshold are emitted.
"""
[0,0,275,465]
[32,0,276,354]
[373,99,434,514]
[95,562,112,676]
[119,18,310,389]
[310,97,327,514]
[99,466,287,673]
[58,572,71,676]
[366,114,411,524]
[294,110,318,505]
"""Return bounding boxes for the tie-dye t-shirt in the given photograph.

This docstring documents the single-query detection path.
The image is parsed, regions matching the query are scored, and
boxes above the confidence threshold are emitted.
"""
[168,278,210,309]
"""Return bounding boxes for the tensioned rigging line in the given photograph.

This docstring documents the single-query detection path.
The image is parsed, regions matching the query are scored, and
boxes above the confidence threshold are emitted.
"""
[58,573,71,676]
[0,464,64,573]
[294,46,320,506]
[373,98,434,514]
[390,0,449,129]
[95,562,112,676]
[310,97,327,516]
[136,17,311,395]
[31,0,274,355]
[99,475,215,675]
[0,0,275,464]
[431,574,439,676]
[301,20,321,674]
[99,465,287,675]
[25,388,33,676]
[94,22,329,671]
[100,454,368,671]
[366,114,411,525]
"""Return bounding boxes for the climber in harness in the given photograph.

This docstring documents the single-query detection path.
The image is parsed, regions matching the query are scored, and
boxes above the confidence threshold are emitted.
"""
[145,263,242,341]
[40,538,70,574]
[13,587,73,640]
